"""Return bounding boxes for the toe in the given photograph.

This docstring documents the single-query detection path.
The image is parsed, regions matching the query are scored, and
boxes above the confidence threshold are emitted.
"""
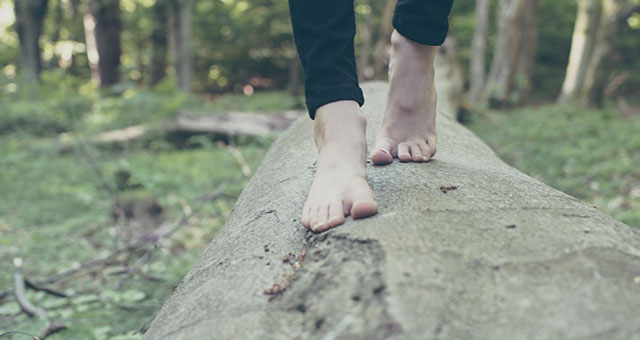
[313,204,330,232]
[350,181,378,219]
[418,140,432,161]
[371,138,394,165]
[328,200,345,228]
[410,144,423,162]
[397,143,411,162]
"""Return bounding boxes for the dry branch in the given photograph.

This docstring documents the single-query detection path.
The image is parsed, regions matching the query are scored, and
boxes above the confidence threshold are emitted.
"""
[0,184,228,303]
[84,110,302,147]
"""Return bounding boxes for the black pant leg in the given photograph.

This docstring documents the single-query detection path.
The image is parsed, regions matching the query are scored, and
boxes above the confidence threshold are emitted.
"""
[393,0,454,45]
[288,0,364,119]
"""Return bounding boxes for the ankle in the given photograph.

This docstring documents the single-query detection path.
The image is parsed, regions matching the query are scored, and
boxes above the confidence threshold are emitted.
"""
[313,100,366,147]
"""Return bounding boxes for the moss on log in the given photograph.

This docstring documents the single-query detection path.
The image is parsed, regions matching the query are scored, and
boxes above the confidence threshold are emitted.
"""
[144,82,640,340]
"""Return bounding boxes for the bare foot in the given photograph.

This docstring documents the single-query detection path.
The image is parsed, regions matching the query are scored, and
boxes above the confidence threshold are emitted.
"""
[302,101,378,232]
[371,30,438,165]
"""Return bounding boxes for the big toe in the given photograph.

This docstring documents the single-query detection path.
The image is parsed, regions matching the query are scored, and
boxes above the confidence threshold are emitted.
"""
[350,181,378,219]
[371,138,394,165]
[371,149,393,165]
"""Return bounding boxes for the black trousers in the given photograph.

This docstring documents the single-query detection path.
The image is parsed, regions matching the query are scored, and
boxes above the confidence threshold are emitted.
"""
[288,0,454,119]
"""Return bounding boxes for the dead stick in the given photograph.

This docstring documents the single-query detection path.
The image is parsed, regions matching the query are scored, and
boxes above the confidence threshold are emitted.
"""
[0,184,229,301]
[216,142,252,177]
[13,258,47,318]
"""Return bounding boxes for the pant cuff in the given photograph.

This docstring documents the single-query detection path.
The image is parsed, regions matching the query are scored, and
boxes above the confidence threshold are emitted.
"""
[392,13,448,46]
[305,85,365,119]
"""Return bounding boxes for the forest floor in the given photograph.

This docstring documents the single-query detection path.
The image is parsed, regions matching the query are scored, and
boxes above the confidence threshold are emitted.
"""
[0,86,638,339]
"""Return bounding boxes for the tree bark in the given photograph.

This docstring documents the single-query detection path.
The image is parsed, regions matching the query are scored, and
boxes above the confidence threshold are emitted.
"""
[435,36,466,120]
[484,0,527,107]
[86,0,122,86]
[13,0,48,84]
[143,82,640,340]
[512,0,539,105]
[558,0,602,103]
[580,0,636,107]
[559,0,639,107]
[372,0,396,79]
[469,0,491,103]
[168,0,194,93]
[149,0,168,87]
[357,4,375,80]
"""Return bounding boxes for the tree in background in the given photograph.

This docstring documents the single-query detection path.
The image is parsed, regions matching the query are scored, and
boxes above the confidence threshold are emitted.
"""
[559,0,640,107]
[484,0,529,107]
[85,0,122,86]
[168,0,194,93]
[13,0,48,84]
[468,0,491,103]
[149,0,168,87]
[512,0,539,104]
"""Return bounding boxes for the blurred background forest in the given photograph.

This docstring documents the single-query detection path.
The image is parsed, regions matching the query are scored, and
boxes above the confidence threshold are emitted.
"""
[1,0,639,339]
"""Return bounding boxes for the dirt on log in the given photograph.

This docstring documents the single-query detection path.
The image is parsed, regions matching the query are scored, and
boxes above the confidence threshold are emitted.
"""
[144,82,640,340]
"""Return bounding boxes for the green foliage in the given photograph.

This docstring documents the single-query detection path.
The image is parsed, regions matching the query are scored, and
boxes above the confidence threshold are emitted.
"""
[0,89,294,339]
[468,104,640,228]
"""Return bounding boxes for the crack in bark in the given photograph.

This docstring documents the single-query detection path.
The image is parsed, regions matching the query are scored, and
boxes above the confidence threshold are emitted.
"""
[262,232,402,339]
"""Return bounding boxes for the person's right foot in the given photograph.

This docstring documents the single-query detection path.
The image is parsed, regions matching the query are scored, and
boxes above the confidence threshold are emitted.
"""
[371,30,439,165]
[301,101,378,233]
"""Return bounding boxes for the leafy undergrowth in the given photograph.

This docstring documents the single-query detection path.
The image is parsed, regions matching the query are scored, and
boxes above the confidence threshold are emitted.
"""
[0,82,298,339]
[467,103,640,228]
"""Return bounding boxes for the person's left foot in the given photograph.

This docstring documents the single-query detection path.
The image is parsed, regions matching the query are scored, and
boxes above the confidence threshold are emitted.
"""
[301,101,378,232]
[371,30,438,165]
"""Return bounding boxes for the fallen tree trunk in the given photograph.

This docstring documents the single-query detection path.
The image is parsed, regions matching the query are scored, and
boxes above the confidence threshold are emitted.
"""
[66,110,302,147]
[144,82,640,340]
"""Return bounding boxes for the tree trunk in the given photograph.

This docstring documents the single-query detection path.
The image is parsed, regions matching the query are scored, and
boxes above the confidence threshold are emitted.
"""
[143,82,640,340]
[484,0,527,107]
[512,0,539,105]
[168,0,194,93]
[559,0,638,107]
[149,0,168,87]
[558,0,602,103]
[357,4,375,80]
[435,36,466,120]
[468,0,491,103]
[86,0,122,87]
[372,0,396,79]
[13,0,48,84]
[580,0,636,107]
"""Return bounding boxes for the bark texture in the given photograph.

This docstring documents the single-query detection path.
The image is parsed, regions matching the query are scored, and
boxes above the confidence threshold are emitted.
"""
[168,0,194,93]
[559,0,639,107]
[435,36,465,120]
[87,0,122,86]
[13,0,48,84]
[469,0,491,103]
[372,0,396,79]
[512,0,539,104]
[145,83,640,340]
[558,0,602,103]
[485,0,527,107]
[149,0,168,87]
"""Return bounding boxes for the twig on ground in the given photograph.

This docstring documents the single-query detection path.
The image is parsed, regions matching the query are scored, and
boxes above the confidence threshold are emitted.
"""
[0,183,228,303]
[0,330,40,339]
[74,141,127,249]
[24,279,67,298]
[12,258,68,339]
[13,258,46,318]
[216,141,252,177]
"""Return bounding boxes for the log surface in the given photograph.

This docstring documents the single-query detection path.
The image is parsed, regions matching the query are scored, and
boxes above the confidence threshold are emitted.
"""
[144,82,640,340]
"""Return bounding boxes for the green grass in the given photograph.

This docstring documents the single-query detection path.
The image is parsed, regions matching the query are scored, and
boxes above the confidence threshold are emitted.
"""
[0,83,294,339]
[467,103,640,228]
